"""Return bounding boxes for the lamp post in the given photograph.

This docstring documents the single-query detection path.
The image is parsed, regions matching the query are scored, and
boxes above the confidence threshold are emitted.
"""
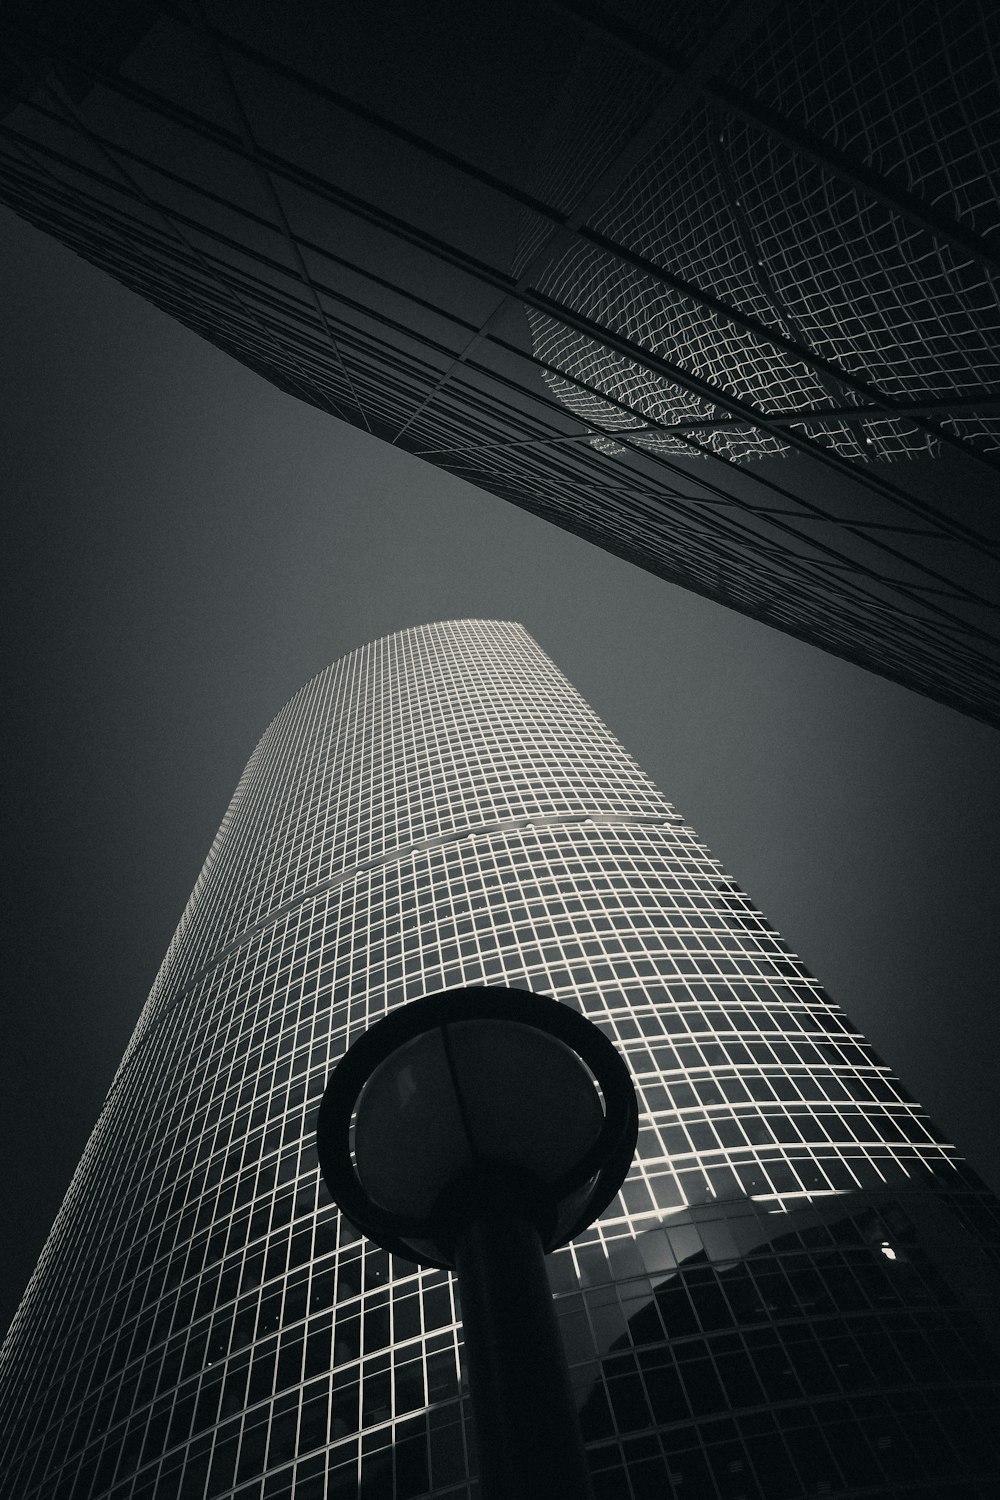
[315,985,638,1500]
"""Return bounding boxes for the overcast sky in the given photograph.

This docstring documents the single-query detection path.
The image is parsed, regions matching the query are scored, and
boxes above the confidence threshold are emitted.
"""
[3,208,998,1336]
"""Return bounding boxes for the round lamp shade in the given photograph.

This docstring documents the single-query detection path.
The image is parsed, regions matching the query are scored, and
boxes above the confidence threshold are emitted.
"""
[354,1019,605,1219]
[316,986,639,1267]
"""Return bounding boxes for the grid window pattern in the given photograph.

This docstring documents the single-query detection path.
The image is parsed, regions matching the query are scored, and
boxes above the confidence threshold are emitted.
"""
[524,0,1000,463]
[0,1,998,728]
[1,621,997,1500]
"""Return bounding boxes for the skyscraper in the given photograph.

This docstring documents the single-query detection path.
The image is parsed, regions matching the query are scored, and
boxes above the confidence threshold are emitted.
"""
[1,1,998,722]
[1,620,997,1500]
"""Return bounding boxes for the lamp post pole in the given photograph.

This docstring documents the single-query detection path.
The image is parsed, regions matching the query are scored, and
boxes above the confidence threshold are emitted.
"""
[455,1207,593,1500]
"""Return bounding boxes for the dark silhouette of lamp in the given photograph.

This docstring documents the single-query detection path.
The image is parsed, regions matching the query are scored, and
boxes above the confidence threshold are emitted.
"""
[316,985,638,1500]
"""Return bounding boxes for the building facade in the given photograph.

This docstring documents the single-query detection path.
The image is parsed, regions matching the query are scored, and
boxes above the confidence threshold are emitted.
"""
[516,3,1000,466]
[1,1,999,723]
[1,620,997,1500]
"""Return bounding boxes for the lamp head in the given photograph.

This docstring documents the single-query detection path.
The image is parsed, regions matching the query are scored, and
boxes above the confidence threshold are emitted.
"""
[316,986,638,1268]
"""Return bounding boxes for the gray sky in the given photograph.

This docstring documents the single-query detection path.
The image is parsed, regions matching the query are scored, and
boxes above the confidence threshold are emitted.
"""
[3,208,998,1335]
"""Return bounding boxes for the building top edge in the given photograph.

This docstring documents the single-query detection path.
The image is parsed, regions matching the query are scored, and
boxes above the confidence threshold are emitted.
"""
[261,617,534,732]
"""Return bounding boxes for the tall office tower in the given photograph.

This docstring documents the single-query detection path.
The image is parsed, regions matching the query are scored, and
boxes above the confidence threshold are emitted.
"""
[1,621,997,1500]
[1,1,999,724]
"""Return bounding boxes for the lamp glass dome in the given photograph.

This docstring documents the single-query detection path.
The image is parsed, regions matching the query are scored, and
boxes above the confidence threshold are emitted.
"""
[353,1019,605,1221]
